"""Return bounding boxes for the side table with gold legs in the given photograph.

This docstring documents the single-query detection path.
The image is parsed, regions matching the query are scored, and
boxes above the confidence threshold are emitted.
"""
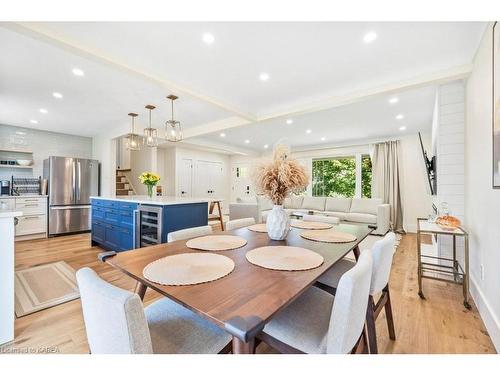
[416,218,470,310]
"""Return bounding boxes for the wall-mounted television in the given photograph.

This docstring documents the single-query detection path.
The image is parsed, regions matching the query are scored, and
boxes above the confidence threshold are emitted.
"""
[419,132,436,195]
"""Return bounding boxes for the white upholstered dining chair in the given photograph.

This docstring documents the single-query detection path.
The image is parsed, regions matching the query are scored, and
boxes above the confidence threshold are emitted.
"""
[167,225,213,242]
[316,232,397,353]
[302,214,340,225]
[76,267,231,354]
[225,217,256,231]
[258,250,373,354]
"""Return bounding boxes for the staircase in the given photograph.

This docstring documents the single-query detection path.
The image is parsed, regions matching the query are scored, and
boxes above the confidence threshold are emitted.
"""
[116,169,136,196]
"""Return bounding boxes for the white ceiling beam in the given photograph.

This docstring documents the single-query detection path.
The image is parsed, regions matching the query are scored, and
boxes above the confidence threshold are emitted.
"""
[256,64,472,122]
[2,22,257,122]
[182,116,252,138]
[168,64,473,139]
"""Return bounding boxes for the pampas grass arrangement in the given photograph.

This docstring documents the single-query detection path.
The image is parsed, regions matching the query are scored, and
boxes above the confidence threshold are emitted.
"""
[252,144,309,205]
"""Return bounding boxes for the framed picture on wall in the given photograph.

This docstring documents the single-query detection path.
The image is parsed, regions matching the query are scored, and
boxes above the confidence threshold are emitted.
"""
[494,21,500,188]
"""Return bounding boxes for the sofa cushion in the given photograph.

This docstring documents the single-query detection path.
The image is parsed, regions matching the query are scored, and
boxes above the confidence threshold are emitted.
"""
[261,209,271,223]
[236,196,257,204]
[323,211,347,221]
[350,198,382,215]
[345,212,377,224]
[301,197,326,211]
[284,196,304,209]
[257,196,273,211]
[325,197,352,213]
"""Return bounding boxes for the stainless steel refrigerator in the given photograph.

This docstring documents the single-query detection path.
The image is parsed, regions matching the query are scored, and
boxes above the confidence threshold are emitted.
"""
[43,156,99,235]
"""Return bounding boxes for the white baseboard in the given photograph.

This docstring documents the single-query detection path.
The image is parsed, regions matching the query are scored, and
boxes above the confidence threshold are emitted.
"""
[470,274,500,352]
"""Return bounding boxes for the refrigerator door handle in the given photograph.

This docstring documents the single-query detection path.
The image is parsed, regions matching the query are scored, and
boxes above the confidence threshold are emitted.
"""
[72,160,76,203]
[77,160,82,201]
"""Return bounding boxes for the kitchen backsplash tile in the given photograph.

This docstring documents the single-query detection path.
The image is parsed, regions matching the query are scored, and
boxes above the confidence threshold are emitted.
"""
[0,124,93,181]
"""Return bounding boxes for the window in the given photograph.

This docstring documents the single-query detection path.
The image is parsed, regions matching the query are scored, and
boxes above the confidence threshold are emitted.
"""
[312,154,373,198]
[312,157,356,198]
[361,154,372,198]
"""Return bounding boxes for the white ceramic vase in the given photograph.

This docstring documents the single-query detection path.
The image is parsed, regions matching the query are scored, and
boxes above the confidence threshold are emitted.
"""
[266,204,290,240]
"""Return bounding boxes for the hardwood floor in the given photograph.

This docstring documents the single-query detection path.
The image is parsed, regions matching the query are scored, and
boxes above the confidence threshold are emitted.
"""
[2,232,495,354]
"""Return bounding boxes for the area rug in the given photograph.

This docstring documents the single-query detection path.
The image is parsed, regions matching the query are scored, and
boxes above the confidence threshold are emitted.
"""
[14,261,79,317]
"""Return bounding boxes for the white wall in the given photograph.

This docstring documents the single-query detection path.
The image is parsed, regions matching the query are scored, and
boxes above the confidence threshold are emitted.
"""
[464,23,500,351]
[129,146,155,195]
[399,133,433,232]
[0,124,92,181]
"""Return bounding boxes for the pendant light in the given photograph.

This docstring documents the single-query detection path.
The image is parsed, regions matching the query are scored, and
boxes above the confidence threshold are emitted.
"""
[126,112,141,151]
[165,95,183,142]
[143,104,158,147]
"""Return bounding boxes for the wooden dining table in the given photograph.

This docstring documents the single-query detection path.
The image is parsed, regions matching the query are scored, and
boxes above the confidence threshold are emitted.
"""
[100,222,373,354]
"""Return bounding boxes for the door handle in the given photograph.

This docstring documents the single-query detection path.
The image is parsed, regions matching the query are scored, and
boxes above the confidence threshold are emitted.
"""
[77,161,82,201]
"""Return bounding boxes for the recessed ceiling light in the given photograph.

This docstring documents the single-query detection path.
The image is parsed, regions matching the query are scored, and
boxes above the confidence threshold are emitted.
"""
[286,119,293,125]
[16,131,27,136]
[72,68,84,76]
[220,133,226,137]
[399,126,407,131]
[264,144,269,149]
[363,31,378,43]
[39,108,48,114]
[395,114,404,120]
[389,97,399,104]
[306,129,312,134]
[52,92,63,99]
[259,73,270,82]
[321,137,326,141]
[244,139,250,144]
[202,32,215,44]
[29,120,38,124]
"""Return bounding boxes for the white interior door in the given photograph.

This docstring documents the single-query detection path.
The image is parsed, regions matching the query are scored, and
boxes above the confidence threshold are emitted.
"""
[232,163,253,201]
[178,158,193,197]
[194,160,210,198]
[209,162,224,199]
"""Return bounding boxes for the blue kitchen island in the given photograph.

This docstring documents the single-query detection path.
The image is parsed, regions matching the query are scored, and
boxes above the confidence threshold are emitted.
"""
[90,196,210,252]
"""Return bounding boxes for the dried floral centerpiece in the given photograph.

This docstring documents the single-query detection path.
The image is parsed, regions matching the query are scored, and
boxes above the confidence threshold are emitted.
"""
[139,172,160,198]
[252,144,308,240]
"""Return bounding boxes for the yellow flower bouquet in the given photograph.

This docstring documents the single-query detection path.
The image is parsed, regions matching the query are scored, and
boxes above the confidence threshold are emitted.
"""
[138,172,161,198]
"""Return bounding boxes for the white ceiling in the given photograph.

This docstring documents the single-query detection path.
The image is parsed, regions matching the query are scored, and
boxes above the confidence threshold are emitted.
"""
[194,84,438,152]
[23,22,485,117]
[0,22,486,147]
[0,26,233,137]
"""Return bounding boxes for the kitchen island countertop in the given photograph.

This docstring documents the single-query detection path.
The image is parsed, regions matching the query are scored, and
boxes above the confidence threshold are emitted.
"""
[90,195,222,206]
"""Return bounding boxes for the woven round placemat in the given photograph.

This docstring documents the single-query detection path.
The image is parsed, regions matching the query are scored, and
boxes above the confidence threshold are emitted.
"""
[300,229,357,243]
[290,220,333,230]
[247,223,268,233]
[246,246,324,271]
[143,253,235,286]
[185,235,247,251]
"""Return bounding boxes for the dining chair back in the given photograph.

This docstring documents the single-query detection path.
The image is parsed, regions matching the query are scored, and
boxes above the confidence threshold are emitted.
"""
[327,250,373,354]
[167,225,213,242]
[302,214,340,225]
[76,267,153,354]
[225,217,256,231]
[370,232,396,295]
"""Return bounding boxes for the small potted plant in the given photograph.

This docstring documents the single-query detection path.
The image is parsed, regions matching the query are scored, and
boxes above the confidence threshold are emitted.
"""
[253,144,308,240]
[138,172,161,198]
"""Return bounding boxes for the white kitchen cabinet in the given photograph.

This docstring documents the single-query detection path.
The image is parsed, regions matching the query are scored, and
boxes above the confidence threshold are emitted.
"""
[1,196,49,240]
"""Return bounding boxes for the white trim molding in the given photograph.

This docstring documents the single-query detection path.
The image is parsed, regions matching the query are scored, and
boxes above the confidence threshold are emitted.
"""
[470,274,500,352]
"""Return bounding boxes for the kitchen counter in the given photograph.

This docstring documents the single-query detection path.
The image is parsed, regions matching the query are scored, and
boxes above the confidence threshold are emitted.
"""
[0,195,48,199]
[90,195,221,205]
[0,209,22,345]
[90,196,210,251]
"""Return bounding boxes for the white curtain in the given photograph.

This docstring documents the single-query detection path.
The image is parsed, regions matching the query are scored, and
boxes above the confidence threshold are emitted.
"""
[371,141,405,233]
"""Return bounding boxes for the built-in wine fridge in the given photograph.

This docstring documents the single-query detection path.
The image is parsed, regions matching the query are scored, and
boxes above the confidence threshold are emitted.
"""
[135,205,163,248]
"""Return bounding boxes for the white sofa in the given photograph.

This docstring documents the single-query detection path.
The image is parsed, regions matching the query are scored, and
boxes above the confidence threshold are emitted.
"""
[229,195,390,235]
